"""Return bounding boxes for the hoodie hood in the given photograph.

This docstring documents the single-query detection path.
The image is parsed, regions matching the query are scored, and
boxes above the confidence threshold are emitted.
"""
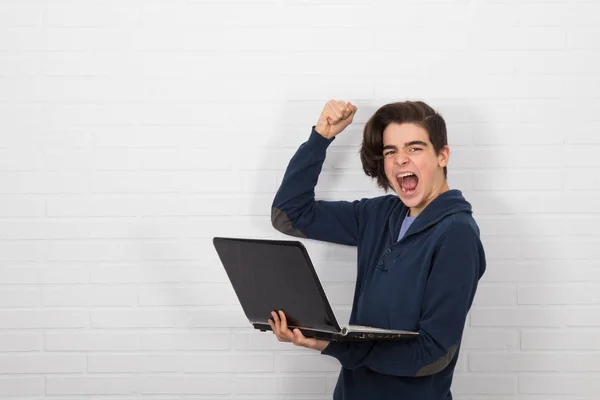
[390,189,472,242]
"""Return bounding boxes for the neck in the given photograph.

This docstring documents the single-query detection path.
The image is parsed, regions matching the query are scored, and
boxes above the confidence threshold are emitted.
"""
[408,180,449,217]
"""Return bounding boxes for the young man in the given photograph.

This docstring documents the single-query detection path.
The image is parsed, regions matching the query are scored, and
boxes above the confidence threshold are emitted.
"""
[269,99,486,400]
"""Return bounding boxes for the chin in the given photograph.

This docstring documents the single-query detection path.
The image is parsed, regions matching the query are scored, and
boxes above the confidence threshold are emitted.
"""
[394,185,421,207]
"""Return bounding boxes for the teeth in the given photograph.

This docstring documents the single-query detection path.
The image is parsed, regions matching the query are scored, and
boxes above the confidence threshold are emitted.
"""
[397,172,415,178]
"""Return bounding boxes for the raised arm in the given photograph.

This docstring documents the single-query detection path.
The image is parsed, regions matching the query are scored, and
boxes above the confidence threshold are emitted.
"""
[271,100,364,246]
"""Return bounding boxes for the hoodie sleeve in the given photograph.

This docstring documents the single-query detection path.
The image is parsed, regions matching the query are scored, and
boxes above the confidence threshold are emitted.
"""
[271,126,365,246]
[321,219,484,377]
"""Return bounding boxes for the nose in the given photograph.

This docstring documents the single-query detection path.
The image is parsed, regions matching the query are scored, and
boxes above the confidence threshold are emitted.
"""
[395,153,409,166]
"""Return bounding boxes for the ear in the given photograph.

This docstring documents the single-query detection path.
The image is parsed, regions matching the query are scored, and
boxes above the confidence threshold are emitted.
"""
[438,145,450,168]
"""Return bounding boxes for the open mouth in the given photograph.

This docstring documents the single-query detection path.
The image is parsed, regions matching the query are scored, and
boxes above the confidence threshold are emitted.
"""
[397,172,418,195]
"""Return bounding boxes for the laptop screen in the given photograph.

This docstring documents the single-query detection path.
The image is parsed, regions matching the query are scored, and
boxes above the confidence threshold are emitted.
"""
[213,237,341,333]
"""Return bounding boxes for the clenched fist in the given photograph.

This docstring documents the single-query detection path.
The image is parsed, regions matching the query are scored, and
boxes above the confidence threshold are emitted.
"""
[315,99,357,139]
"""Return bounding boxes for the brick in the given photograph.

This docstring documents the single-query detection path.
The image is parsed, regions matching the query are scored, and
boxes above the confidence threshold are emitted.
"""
[91,172,181,193]
[0,355,85,374]
[138,283,238,306]
[470,352,600,372]
[37,265,89,284]
[276,352,340,372]
[520,375,600,395]
[460,329,519,350]
[137,195,266,217]
[470,307,566,327]
[0,376,44,396]
[0,334,43,352]
[44,1,136,28]
[481,239,564,260]
[473,285,516,306]
[141,376,230,395]
[476,216,563,237]
[0,128,89,149]
[568,28,600,50]
[46,195,142,217]
[44,239,214,262]
[90,263,227,284]
[138,148,230,170]
[186,307,250,328]
[567,145,600,164]
[233,330,300,351]
[522,330,600,350]
[47,376,140,395]
[448,374,516,394]
[0,150,43,170]
[182,353,273,373]
[471,27,565,50]
[515,98,600,123]
[141,331,230,351]
[0,195,45,217]
[473,170,561,191]
[0,172,88,193]
[482,259,600,283]
[566,308,600,327]
[90,310,186,328]
[43,286,137,307]
[46,333,140,351]
[0,3,42,27]
[45,149,94,170]
[92,148,143,171]
[88,355,180,373]
[376,27,468,51]
[519,284,600,305]
[0,220,89,239]
[0,241,45,261]
[0,265,38,284]
[473,122,563,145]
[234,376,328,395]
[0,288,40,307]
[452,148,565,169]
[0,311,87,329]
[567,169,600,190]
[516,3,569,26]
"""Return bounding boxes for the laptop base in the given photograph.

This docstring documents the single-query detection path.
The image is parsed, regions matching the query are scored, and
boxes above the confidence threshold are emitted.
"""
[253,322,417,342]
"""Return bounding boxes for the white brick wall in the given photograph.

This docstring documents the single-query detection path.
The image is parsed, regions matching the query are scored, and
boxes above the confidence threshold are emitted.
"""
[0,0,598,398]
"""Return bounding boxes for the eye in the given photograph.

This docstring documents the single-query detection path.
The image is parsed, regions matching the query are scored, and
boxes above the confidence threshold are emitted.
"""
[384,150,395,156]
[409,147,422,152]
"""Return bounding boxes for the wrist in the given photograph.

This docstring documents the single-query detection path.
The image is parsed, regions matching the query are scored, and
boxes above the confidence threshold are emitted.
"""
[314,124,331,139]
[314,340,329,352]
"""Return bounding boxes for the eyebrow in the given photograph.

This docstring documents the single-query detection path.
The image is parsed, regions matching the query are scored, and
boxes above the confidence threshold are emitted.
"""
[382,141,428,151]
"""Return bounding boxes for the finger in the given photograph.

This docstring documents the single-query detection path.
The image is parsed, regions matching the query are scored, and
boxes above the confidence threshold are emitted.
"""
[278,311,295,341]
[271,311,280,333]
[334,100,351,119]
[268,318,276,334]
[278,310,288,333]
[292,328,314,348]
[292,328,303,344]
[347,102,357,115]
[327,102,343,123]
[345,103,357,122]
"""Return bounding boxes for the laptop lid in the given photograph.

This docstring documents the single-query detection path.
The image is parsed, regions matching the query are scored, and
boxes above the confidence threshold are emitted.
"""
[212,237,342,334]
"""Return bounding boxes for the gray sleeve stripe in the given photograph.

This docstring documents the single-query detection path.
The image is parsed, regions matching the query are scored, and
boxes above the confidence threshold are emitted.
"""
[415,344,458,377]
[271,207,307,238]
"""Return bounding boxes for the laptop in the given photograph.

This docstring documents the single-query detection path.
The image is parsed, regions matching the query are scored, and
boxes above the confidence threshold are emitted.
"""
[212,237,419,342]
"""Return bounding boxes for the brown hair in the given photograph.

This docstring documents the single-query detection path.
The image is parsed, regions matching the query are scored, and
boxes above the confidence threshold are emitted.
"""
[360,101,448,192]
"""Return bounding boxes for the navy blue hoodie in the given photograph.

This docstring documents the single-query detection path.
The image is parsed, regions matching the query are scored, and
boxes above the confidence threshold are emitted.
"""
[271,127,486,400]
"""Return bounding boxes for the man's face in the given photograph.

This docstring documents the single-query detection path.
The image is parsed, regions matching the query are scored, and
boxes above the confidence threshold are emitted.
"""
[382,122,449,215]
